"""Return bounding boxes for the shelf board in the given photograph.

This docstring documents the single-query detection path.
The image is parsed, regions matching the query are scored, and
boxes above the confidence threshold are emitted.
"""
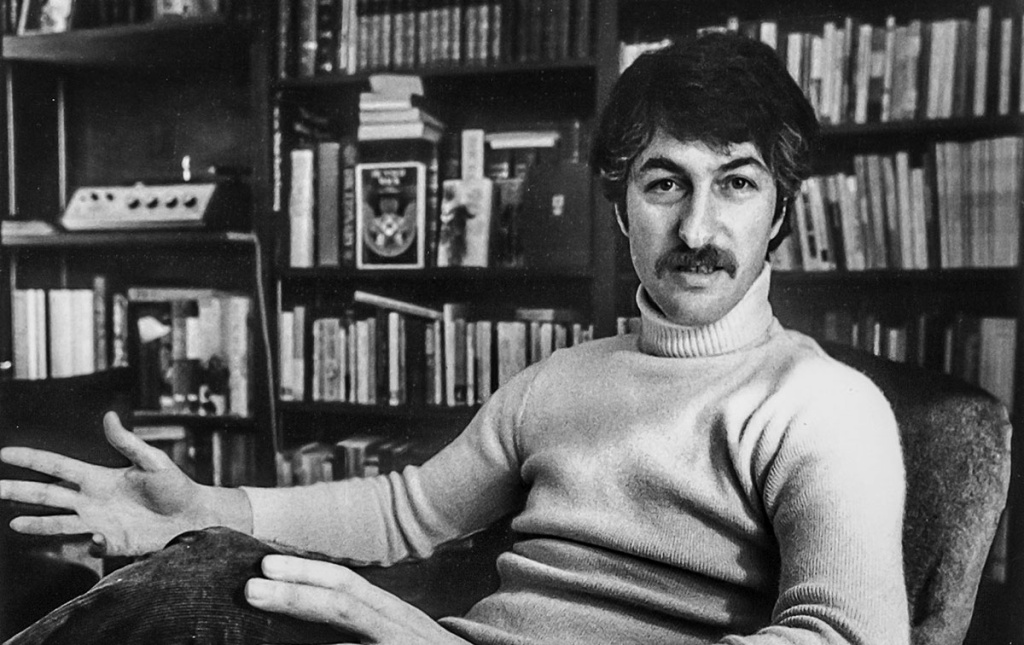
[772,267,1019,289]
[2,16,250,69]
[275,57,598,91]
[280,265,592,282]
[132,411,255,430]
[821,114,1024,142]
[2,229,257,249]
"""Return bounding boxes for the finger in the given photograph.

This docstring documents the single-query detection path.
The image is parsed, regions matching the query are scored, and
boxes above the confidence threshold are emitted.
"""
[10,514,90,536]
[246,578,369,633]
[0,479,79,510]
[88,533,108,557]
[103,412,170,472]
[0,447,96,485]
[261,555,363,590]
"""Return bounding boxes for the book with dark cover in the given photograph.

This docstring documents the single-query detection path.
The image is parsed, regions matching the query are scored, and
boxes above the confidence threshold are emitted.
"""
[315,0,340,74]
[340,136,359,266]
[277,0,294,78]
[519,161,591,271]
[355,160,427,269]
[360,137,441,266]
[317,140,341,266]
[296,0,319,77]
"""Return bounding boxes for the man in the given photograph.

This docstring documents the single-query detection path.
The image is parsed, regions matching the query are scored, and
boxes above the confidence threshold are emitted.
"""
[0,32,910,644]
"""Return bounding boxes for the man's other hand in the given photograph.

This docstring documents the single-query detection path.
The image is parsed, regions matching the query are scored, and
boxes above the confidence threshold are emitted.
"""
[0,411,252,557]
[246,554,472,645]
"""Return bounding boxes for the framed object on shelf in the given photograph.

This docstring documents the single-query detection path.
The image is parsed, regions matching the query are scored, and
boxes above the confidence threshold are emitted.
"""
[17,0,74,34]
[355,161,427,270]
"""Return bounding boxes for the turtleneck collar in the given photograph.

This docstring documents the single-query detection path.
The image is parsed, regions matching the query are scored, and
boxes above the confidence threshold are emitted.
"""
[636,263,775,358]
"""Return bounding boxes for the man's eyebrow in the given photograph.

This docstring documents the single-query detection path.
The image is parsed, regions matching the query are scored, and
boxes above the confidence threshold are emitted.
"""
[634,156,685,175]
[718,156,770,174]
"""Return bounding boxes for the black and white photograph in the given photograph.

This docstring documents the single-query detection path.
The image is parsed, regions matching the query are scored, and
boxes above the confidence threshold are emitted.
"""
[0,1,1021,644]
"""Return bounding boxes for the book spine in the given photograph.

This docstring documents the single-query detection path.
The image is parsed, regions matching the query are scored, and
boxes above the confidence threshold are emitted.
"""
[289,148,316,268]
[277,0,294,78]
[93,275,109,372]
[11,290,29,379]
[316,0,340,74]
[317,140,342,266]
[297,0,319,77]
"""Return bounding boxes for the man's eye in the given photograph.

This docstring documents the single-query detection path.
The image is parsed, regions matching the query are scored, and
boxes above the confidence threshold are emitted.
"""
[724,177,755,191]
[649,179,678,192]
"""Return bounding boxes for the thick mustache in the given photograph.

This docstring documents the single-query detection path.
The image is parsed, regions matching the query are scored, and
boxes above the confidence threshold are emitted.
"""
[655,246,738,278]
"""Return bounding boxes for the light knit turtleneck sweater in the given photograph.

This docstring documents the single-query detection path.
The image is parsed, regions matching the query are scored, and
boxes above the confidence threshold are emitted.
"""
[243,264,910,644]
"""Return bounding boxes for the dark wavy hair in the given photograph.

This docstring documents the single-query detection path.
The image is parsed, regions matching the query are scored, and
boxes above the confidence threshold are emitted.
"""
[590,32,820,251]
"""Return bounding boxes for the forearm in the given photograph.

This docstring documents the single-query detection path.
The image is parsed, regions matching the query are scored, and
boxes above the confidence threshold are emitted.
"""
[195,484,253,535]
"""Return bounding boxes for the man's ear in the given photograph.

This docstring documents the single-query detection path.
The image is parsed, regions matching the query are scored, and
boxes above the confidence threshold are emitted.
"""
[769,196,787,240]
[614,204,629,237]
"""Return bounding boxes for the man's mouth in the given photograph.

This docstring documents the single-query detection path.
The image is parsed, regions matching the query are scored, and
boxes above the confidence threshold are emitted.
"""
[676,264,720,274]
[657,247,738,278]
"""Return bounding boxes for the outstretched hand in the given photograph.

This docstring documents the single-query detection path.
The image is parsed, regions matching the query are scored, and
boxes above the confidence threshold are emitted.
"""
[245,555,472,645]
[0,411,249,557]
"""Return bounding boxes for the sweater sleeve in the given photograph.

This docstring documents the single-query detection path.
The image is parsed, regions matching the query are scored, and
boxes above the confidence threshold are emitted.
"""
[240,363,538,564]
[722,363,910,645]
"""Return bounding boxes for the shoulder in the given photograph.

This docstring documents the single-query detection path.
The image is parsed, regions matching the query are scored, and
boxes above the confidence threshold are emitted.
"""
[764,325,894,415]
[746,326,901,471]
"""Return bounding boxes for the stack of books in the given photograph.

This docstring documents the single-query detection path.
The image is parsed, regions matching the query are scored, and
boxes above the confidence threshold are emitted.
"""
[357,74,444,144]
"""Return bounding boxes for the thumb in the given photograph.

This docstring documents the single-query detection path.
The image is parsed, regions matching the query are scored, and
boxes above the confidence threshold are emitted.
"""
[103,411,170,471]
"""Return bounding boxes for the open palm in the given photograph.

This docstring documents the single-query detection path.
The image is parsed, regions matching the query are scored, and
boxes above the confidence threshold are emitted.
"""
[0,412,217,557]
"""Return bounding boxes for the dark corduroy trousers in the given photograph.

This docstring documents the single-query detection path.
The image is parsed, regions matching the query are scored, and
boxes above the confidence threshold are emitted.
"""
[3,527,353,645]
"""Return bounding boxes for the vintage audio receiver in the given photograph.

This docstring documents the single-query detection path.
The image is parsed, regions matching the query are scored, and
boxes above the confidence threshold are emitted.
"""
[61,181,249,231]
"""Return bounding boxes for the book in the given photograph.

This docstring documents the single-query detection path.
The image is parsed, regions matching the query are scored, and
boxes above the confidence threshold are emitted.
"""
[974,5,992,117]
[339,136,359,266]
[289,147,316,268]
[296,0,319,77]
[438,177,495,267]
[315,0,341,74]
[357,121,443,143]
[496,320,527,386]
[47,289,75,378]
[359,108,444,130]
[355,160,427,269]
[316,140,341,266]
[353,290,443,319]
[519,161,591,271]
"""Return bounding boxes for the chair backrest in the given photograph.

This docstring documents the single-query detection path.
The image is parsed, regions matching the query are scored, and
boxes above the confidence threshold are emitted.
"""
[822,343,1012,645]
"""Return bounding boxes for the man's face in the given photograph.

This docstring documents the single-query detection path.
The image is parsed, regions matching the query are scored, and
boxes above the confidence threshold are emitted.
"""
[621,131,782,327]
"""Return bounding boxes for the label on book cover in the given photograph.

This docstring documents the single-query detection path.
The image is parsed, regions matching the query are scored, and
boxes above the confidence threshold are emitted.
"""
[355,161,426,269]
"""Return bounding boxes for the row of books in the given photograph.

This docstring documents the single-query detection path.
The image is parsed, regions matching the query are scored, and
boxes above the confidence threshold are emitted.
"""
[772,136,1023,272]
[275,435,436,485]
[622,6,1024,124]
[279,294,594,407]
[280,0,594,78]
[11,278,128,380]
[820,309,1017,409]
[136,424,258,487]
[287,123,587,271]
[127,287,253,418]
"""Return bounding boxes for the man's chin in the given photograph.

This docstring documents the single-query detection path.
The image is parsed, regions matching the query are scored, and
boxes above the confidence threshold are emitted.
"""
[652,290,735,328]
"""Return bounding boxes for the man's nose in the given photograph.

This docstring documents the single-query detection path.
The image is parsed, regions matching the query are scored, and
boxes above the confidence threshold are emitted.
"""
[677,188,715,248]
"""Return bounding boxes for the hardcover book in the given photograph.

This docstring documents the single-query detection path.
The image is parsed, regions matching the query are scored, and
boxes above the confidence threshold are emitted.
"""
[355,161,427,269]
